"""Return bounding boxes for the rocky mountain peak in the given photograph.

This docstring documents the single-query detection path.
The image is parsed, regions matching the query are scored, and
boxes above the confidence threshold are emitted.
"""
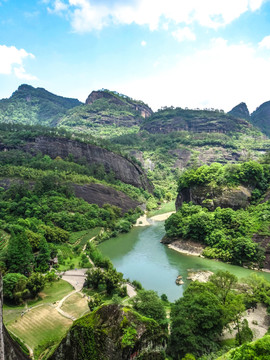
[85,89,153,118]
[228,102,250,120]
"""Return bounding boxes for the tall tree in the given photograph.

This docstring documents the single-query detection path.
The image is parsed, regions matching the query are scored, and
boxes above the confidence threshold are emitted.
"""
[36,237,50,272]
[6,232,33,275]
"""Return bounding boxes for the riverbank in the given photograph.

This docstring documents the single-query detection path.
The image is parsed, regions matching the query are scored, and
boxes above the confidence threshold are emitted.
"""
[135,211,175,227]
[166,240,205,257]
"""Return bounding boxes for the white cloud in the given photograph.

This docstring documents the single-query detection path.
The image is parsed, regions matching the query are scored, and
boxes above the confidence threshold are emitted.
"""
[112,38,270,113]
[46,0,267,32]
[141,40,147,47]
[259,35,270,49]
[47,0,68,14]
[0,45,37,79]
[172,27,196,42]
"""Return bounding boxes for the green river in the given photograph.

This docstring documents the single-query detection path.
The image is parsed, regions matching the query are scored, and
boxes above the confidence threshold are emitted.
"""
[99,219,270,302]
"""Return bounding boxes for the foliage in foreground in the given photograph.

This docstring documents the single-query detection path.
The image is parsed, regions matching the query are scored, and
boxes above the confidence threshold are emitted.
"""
[165,202,267,266]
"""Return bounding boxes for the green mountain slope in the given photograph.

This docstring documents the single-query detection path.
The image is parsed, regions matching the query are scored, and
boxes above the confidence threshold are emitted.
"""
[251,100,270,136]
[58,89,153,136]
[0,84,82,126]
[141,107,251,134]
[228,102,250,121]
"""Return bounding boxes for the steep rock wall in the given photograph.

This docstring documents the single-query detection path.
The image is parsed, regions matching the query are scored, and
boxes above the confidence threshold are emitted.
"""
[22,137,153,192]
[176,185,251,211]
[73,183,140,213]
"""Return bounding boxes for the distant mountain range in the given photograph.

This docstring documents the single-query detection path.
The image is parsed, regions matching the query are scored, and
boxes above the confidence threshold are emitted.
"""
[2,84,270,136]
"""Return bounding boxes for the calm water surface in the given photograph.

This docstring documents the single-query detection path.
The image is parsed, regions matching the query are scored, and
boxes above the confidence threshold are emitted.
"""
[98,220,270,302]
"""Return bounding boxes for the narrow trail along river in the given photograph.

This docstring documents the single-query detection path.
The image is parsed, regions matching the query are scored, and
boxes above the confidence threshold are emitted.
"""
[99,219,270,302]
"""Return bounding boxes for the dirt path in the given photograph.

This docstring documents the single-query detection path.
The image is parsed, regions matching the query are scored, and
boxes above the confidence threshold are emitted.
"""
[60,269,88,290]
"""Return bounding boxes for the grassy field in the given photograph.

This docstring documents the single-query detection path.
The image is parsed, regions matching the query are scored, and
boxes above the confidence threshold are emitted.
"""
[61,292,89,319]
[3,280,73,325]
[148,200,175,217]
[3,279,81,359]
[8,305,72,359]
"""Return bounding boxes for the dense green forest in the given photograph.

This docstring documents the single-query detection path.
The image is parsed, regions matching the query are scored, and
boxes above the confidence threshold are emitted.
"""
[165,160,270,267]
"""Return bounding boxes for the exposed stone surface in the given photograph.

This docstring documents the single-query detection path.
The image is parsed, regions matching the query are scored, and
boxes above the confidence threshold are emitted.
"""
[0,179,140,213]
[253,234,270,269]
[86,90,153,119]
[187,270,213,283]
[162,238,205,255]
[129,150,155,172]
[21,136,153,192]
[0,273,30,360]
[48,304,167,360]
[73,183,140,213]
[228,102,250,120]
[176,185,251,211]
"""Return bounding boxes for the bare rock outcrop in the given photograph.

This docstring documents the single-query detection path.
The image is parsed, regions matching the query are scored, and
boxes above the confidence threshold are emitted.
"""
[22,136,153,192]
[176,185,251,211]
[86,90,153,119]
[73,183,140,213]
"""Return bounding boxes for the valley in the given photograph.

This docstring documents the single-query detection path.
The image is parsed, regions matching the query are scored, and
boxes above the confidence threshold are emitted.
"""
[2,84,270,359]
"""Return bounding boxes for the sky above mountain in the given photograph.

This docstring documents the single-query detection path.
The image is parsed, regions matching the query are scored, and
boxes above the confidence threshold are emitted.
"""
[1,0,270,111]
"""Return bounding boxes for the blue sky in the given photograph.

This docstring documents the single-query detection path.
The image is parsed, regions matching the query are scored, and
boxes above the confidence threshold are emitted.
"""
[1,0,270,112]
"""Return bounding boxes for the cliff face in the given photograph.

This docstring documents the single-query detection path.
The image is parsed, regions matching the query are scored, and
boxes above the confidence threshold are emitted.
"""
[0,179,140,213]
[86,90,153,119]
[0,273,30,360]
[73,183,140,213]
[48,304,166,360]
[176,185,251,211]
[22,136,153,192]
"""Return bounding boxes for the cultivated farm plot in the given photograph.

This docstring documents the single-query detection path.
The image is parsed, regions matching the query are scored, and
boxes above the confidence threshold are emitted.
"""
[7,305,72,356]
[69,228,101,247]
[61,292,89,319]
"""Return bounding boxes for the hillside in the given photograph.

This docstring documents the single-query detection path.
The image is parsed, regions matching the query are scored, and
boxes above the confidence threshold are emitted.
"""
[251,100,270,137]
[0,84,82,126]
[58,89,153,136]
[141,107,251,134]
[228,102,250,121]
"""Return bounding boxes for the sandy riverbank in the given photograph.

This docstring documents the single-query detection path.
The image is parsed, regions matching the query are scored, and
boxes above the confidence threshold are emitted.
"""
[167,241,205,257]
[150,211,175,221]
[135,214,151,226]
[135,211,175,227]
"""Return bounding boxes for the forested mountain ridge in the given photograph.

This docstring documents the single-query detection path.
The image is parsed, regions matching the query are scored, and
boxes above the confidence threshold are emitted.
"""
[0,85,82,126]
